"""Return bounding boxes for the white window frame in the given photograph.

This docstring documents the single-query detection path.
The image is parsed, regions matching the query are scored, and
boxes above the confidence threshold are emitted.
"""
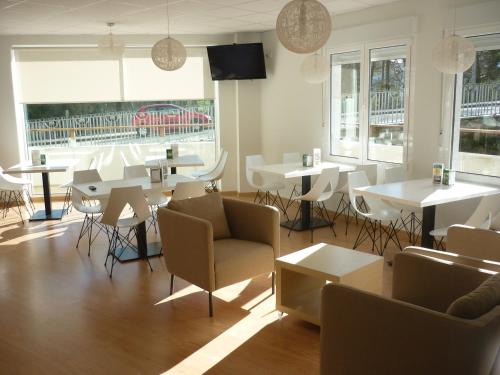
[441,23,500,185]
[324,38,414,168]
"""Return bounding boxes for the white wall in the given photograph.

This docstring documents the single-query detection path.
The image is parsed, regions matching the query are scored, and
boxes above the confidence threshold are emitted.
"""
[260,0,500,227]
[0,32,262,192]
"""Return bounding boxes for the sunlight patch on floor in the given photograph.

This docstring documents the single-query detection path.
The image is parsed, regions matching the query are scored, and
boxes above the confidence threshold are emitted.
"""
[0,227,67,245]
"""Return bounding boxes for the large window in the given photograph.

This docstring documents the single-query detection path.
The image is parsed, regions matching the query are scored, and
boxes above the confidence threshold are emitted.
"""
[330,43,410,164]
[451,33,500,178]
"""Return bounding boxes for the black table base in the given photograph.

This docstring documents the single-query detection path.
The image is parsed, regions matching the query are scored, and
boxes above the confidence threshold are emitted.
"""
[420,205,436,248]
[281,217,331,231]
[114,242,162,263]
[30,209,66,221]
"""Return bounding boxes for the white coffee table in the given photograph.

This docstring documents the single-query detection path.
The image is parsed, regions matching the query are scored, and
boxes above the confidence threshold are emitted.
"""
[276,243,383,325]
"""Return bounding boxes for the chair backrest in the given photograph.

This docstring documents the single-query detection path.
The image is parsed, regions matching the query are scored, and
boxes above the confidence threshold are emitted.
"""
[465,193,500,228]
[384,165,406,184]
[100,185,150,227]
[203,150,228,181]
[302,167,340,201]
[123,165,149,180]
[356,164,377,185]
[172,180,206,201]
[283,152,301,164]
[347,170,387,215]
[245,154,266,189]
[72,169,103,205]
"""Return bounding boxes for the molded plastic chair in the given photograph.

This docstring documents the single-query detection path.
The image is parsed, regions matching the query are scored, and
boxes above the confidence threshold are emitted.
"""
[101,185,153,278]
[197,150,228,192]
[288,167,340,242]
[334,164,377,235]
[171,180,206,201]
[245,154,288,220]
[348,170,402,255]
[430,193,500,249]
[72,169,106,256]
[384,165,422,244]
[191,149,224,178]
[0,167,35,223]
[61,157,97,216]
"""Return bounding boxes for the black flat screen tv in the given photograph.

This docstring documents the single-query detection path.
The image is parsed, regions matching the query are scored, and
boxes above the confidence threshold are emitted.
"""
[207,43,267,81]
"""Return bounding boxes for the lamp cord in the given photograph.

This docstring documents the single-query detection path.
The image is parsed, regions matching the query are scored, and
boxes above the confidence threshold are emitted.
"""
[166,0,170,37]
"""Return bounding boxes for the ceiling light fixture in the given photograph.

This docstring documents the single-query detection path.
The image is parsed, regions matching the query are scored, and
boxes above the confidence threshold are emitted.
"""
[300,53,330,84]
[98,22,124,57]
[432,0,475,74]
[276,0,332,54]
[151,0,186,71]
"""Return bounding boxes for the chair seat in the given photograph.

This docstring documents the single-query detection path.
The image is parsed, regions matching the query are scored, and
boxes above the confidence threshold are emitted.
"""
[214,238,274,289]
[362,207,402,222]
[430,227,448,238]
[116,216,145,228]
[146,193,169,207]
[73,202,105,215]
[191,169,209,178]
[259,182,286,191]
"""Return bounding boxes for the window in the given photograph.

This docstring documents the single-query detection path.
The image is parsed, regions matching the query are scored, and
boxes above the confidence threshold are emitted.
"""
[451,33,500,178]
[330,43,410,164]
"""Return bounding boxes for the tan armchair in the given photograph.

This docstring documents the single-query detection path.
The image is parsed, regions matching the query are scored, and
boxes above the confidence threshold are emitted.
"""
[320,252,500,375]
[405,224,500,273]
[157,197,280,317]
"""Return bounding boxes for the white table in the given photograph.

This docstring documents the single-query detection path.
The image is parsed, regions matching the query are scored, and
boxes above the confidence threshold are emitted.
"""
[276,243,383,325]
[144,154,204,174]
[5,160,77,221]
[250,162,356,231]
[72,174,192,261]
[353,178,500,248]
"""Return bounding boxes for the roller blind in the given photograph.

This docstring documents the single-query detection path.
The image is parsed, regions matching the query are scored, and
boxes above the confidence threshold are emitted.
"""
[122,47,215,101]
[14,48,122,103]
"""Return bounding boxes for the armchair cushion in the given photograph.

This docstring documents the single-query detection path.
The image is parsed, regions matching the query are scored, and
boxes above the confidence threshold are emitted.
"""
[447,273,500,319]
[168,192,231,240]
[214,239,274,289]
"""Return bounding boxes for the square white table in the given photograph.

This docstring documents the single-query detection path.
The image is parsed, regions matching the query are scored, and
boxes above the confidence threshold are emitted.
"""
[5,160,77,221]
[353,178,500,248]
[249,162,356,231]
[72,174,192,261]
[144,154,204,174]
[276,243,383,325]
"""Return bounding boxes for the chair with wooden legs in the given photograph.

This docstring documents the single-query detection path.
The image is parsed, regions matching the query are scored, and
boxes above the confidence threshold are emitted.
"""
[101,185,153,278]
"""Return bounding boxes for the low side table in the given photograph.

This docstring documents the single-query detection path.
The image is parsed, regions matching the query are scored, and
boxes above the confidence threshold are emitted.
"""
[276,243,383,325]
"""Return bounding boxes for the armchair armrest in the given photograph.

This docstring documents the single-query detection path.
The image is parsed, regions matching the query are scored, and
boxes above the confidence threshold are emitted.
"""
[393,252,492,312]
[222,198,280,258]
[320,284,500,375]
[447,224,500,262]
[157,207,215,292]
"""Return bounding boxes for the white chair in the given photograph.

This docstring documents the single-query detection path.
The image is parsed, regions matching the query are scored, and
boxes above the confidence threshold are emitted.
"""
[123,164,169,233]
[191,149,224,178]
[101,185,153,278]
[430,193,500,249]
[196,150,228,192]
[171,180,206,201]
[245,154,288,220]
[384,165,422,244]
[61,157,97,217]
[0,167,35,223]
[288,167,340,242]
[334,164,377,235]
[348,170,402,255]
[73,169,106,256]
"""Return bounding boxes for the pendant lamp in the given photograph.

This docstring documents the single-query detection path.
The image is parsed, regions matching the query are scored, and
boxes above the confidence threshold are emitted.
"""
[98,23,124,57]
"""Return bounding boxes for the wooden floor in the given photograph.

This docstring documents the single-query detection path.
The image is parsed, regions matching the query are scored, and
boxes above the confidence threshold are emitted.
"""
[0,196,411,374]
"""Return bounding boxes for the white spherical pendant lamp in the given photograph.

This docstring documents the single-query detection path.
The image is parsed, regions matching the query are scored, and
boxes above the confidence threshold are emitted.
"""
[276,0,332,54]
[300,54,329,83]
[432,34,476,74]
[151,0,187,71]
[151,37,187,71]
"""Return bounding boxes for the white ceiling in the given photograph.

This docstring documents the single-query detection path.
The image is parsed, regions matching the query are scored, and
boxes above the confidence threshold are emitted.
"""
[0,0,398,35]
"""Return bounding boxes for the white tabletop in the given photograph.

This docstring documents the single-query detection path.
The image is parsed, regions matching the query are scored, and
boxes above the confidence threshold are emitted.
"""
[5,160,78,174]
[72,175,192,200]
[250,162,356,179]
[276,243,382,279]
[144,154,204,168]
[353,178,500,208]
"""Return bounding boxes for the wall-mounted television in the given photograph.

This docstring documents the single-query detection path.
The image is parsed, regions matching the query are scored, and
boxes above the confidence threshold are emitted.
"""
[207,43,267,81]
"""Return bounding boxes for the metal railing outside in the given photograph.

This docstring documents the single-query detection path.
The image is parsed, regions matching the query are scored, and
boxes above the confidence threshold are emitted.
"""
[461,82,500,118]
[26,105,216,148]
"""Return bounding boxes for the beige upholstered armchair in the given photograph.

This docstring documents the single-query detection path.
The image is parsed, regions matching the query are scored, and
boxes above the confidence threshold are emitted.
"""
[405,224,500,273]
[320,252,500,375]
[158,194,280,317]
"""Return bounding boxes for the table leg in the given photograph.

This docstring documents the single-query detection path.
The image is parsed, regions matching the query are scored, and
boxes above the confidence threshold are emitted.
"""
[114,221,163,262]
[30,172,65,221]
[421,205,436,248]
[171,167,177,175]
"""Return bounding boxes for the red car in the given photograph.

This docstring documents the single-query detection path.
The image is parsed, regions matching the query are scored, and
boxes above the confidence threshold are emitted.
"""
[132,104,211,129]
